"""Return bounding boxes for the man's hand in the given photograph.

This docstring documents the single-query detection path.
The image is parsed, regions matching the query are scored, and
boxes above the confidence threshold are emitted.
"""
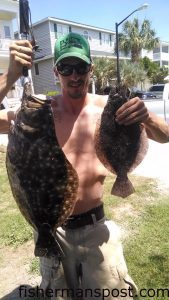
[8,40,33,81]
[115,97,149,125]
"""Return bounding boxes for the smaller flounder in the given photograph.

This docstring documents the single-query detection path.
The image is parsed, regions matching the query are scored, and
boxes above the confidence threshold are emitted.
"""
[95,85,148,198]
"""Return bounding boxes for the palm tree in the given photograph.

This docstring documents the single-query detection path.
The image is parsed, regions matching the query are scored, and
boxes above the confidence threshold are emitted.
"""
[92,57,116,93]
[92,57,148,91]
[119,18,159,62]
[120,60,148,88]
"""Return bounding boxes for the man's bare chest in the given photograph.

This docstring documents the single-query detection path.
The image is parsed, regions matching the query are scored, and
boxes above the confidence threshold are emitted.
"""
[52,106,101,154]
[57,115,96,150]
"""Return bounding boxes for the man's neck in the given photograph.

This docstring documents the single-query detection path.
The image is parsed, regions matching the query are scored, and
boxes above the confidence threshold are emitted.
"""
[61,92,90,115]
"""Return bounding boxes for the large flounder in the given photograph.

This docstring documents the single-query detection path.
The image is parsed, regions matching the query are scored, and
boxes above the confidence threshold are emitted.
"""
[6,82,79,257]
[95,85,148,198]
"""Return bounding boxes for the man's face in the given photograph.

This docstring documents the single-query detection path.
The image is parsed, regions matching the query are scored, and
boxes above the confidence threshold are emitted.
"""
[55,57,93,100]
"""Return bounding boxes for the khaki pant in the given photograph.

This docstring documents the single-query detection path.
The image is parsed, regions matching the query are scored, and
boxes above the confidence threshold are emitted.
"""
[38,217,137,300]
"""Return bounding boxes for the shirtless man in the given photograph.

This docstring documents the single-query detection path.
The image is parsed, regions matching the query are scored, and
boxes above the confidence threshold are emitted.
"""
[0,33,169,300]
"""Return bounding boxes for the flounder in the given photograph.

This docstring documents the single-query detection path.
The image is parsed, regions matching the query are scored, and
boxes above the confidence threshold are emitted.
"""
[6,82,78,257]
[95,85,148,198]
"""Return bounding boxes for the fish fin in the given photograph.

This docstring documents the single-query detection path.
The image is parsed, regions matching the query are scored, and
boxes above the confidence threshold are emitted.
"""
[35,223,64,258]
[111,176,135,198]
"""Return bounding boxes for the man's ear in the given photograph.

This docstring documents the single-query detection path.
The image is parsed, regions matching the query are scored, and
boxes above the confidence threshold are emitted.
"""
[90,64,94,77]
[53,66,59,77]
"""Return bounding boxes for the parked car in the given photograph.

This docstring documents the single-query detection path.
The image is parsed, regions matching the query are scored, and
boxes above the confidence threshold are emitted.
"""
[132,90,157,100]
[143,84,169,122]
[148,84,165,99]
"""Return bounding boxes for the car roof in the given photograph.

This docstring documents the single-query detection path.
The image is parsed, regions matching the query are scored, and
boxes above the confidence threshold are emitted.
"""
[151,84,164,86]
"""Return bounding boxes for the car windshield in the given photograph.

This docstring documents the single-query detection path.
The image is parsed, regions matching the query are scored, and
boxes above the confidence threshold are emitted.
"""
[149,86,164,92]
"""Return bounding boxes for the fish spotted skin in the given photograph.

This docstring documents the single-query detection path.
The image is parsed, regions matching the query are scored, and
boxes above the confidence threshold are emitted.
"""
[95,86,148,198]
[6,83,79,257]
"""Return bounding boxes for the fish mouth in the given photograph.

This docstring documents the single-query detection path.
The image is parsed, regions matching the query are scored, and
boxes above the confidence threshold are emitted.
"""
[34,247,49,257]
[34,241,64,258]
[35,223,64,258]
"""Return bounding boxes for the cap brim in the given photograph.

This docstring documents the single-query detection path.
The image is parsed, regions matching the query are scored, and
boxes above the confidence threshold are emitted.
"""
[55,52,91,65]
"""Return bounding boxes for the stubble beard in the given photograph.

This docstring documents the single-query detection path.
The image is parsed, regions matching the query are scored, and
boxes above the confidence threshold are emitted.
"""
[68,90,86,100]
[67,80,89,100]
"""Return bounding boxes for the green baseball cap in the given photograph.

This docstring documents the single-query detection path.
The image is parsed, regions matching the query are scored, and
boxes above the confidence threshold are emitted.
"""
[54,32,92,65]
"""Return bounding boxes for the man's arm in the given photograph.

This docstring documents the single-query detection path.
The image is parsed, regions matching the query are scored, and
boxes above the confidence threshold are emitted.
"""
[0,40,33,133]
[144,111,169,143]
[115,97,169,143]
[0,40,33,103]
[0,72,15,103]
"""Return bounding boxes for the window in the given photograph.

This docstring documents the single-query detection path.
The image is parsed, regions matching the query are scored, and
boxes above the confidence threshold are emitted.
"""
[4,26,11,39]
[57,24,69,38]
[54,23,57,39]
[34,63,39,75]
[83,30,91,41]
[149,85,164,92]
[162,46,169,53]
[99,32,102,45]
[109,34,112,47]
[102,33,110,46]
[153,47,160,54]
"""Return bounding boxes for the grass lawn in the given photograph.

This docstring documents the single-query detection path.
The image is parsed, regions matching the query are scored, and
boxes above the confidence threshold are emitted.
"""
[0,147,169,299]
[104,176,169,299]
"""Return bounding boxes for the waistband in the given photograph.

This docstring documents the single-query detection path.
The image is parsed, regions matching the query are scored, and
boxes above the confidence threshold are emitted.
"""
[61,204,105,230]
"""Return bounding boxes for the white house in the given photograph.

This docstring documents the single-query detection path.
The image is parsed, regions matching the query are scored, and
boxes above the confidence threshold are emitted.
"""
[0,0,19,71]
[0,0,23,106]
[153,41,169,68]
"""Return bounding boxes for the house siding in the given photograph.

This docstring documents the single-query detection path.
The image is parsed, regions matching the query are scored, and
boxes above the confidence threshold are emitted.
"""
[33,21,53,60]
[32,58,56,94]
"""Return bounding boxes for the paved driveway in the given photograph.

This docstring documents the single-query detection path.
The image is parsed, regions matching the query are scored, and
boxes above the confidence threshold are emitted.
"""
[133,139,169,185]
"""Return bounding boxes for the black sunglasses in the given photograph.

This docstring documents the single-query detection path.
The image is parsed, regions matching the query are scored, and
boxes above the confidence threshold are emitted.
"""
[57,62,91,76]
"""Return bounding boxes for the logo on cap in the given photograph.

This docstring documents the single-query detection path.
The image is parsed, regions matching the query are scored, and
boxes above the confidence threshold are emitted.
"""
[60,37,83,51]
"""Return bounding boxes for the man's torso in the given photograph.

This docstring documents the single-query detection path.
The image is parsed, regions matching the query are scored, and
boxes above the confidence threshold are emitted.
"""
[51,94,108,214]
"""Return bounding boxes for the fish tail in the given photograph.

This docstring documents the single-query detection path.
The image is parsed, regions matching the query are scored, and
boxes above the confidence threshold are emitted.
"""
[35,223,64,258]
[111,176,135,198]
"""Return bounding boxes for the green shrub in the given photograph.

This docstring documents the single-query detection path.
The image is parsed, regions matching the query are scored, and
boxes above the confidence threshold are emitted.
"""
[46,90,60,96]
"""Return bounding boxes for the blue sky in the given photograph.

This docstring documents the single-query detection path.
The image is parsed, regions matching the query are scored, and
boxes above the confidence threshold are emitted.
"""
[28,0,168,42]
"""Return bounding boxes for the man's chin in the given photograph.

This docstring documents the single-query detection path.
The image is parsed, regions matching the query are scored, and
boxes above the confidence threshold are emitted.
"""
[68,91,84,99]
